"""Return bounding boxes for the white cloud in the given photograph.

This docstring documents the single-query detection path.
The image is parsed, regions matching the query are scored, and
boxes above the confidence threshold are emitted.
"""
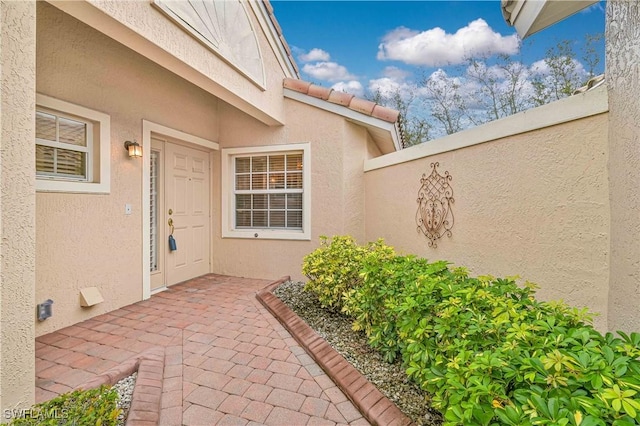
[377,19,520,67]
[530,59,550,75]
[331,80,364,97]
[298,48,331,63]
[381,66,412,80]
[369,77,405,97]
[530,58,587,77]
[302,61,356,82]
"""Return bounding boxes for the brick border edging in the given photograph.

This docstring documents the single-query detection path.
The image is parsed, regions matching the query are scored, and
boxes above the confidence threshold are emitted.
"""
[256,277,413,426]
[74,347,165,426]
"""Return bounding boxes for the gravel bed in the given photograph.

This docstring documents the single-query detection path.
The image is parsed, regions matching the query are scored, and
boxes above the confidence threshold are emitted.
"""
[273,281,442,426]
[114,372,136,426]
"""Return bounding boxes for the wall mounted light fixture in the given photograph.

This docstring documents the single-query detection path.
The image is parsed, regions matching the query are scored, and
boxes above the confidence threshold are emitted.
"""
[124,140,142,158]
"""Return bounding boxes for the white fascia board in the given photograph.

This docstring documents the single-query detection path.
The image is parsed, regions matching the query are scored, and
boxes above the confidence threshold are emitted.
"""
[365,84,608,172]
[284,88,400,153]
[511,0,598,38]
[512,0,546,38]
[249,0,298,79]
[47,0,284,126]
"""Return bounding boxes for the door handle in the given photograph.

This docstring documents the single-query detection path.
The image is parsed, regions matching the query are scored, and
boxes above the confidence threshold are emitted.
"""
[168,217,174,235]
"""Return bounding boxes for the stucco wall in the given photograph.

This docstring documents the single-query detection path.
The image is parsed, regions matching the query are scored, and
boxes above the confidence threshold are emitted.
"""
[49,0,288,125]
[606,0,640,332]
[364,112,611,330]
[35,3,219,336]
[212,98,373,281]
[0,0,36,411]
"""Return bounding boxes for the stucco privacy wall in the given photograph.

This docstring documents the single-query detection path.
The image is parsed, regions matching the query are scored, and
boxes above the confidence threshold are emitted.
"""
[212,98,377,281]
[49,0,288,126]
[605,0,640,332]
[0,0,36,411]
[365,105,610,330]
[35,3,219,336]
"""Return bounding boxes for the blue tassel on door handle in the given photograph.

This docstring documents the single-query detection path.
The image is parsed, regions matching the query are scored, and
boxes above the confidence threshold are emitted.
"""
[168,215,177,251]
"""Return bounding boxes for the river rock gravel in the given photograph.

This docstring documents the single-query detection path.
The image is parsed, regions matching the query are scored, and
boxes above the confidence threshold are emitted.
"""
[273,281,442,426]
[114,372,136,426]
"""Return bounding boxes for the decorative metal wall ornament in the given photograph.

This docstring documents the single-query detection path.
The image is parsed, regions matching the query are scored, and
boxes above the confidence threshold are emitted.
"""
[416,162,454,248]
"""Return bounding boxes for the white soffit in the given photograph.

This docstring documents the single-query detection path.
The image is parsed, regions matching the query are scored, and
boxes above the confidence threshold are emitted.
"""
[503,0,599,38]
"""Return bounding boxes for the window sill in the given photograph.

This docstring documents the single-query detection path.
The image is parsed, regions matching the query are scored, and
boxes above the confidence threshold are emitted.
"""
[222,229,310,241]
[36,179,110,194]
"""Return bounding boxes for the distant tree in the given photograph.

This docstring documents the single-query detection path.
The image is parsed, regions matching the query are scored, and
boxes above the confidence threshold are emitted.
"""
[370,88,432,147]
[464,55,532,124]
[531,40,585,106]
[367,34,602,145]
[421,70,467,135]
[582,32,604,81]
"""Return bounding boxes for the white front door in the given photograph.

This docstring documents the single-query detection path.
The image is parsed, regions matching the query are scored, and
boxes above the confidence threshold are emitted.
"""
[150,137,210,289]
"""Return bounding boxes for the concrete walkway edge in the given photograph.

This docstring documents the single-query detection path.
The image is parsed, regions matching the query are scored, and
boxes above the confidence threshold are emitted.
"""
[256,278,413,426]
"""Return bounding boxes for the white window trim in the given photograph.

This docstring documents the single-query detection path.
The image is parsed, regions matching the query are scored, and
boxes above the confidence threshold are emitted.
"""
[222,143,311,241]
[35,94,110,194]
[36,113,93,182]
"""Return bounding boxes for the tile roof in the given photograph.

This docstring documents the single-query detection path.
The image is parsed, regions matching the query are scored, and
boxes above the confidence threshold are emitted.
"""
[262,0,300,76]
[572,74,605,95]
[283,78,401,124]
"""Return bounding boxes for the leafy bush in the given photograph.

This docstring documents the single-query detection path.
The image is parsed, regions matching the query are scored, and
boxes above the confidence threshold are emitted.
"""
[10,386,121,426]
[302,235,394,309]
[342,255,451,362]
[395,272,640,425]
[304,236,640,426]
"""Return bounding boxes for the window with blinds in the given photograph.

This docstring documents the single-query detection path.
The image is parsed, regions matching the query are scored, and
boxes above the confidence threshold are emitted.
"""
[234,153,303,230]
[35,110,91,181]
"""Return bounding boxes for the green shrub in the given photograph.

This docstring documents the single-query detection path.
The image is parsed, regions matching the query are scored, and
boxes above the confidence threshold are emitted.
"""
[342,255,451,362]
[302,235,394,309]
[10,386,121,426]
[394,272,640,425]
[305,236,640,425]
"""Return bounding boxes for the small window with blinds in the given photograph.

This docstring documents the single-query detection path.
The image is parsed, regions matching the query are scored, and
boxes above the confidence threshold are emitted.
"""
[234,153,303,230]
[35,109,92,181]
[222,143,310,240]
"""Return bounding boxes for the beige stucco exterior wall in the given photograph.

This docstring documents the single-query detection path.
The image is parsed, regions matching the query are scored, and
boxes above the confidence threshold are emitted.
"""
[49,0,288,126]
[606,0,640,332]
[0,0,36,412]
[212,99,374,281]
[365,112,611,330]
[35,3,219,336]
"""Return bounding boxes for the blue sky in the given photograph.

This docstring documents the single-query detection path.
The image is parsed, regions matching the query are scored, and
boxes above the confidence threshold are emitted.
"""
[271,1,606,99]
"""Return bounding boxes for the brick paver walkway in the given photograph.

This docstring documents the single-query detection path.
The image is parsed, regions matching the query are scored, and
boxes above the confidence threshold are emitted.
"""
[36,274,369,425]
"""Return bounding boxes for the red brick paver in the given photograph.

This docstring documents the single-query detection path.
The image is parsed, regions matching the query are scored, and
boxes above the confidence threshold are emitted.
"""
[36,274,369,425]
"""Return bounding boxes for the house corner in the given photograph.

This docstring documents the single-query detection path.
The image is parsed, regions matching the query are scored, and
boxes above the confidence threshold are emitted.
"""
[0,0,37,414]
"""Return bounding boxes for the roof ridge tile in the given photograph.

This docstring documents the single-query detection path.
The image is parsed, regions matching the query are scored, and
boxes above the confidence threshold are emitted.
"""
[349,97,376,116]
[308,85,333,101]
[328,90,355,107]
[282,78,400,124]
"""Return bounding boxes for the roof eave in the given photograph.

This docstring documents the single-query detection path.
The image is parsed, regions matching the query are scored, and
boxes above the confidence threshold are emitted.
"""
[502,0,599,38]
[284,88,401,154]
